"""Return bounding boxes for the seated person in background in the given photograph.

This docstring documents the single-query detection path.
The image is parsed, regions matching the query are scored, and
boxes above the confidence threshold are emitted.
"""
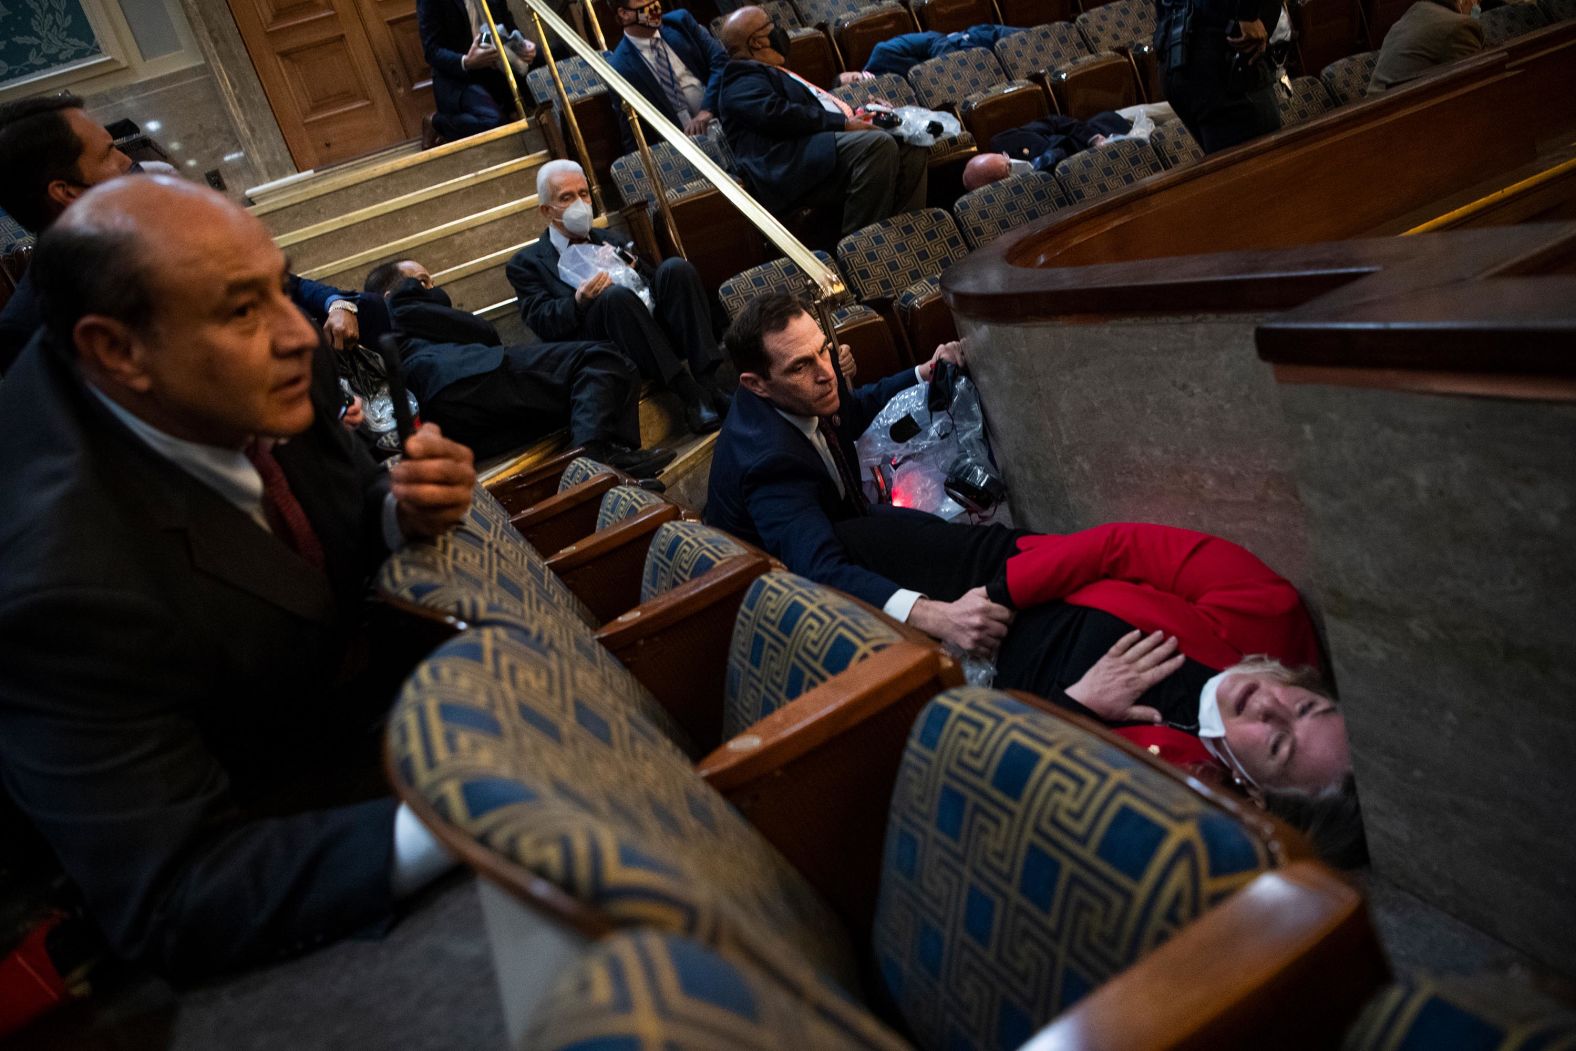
[365,258,673,474]
[962,110,1135,189]
[418,0,537,142]
[705,292,1015,657]
[506,159,729,435]
[0,176,476,977]
[716,6,928,237]
[1367,0,1484,94]
[608,0,729,152]
[840,24,1022,80]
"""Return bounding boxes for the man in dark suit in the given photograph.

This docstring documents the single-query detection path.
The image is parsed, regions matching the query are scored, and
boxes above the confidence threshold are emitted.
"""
[608,0,730,152]
[364,257,674,473]
[505,159,728,435]
[1367,0,1484,94]
[0,176,476,978]
[851,24,1022,78]
[705,292,1013,656]
[418,0,537,142]
[716,6,928,236]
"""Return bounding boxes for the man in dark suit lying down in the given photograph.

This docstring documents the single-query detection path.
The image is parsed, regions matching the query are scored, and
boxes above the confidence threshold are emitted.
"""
[0,176,477,978]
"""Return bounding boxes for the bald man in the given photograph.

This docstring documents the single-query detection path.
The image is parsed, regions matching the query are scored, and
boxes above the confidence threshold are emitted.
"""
[0,176,475,978]
[715,5,927,235]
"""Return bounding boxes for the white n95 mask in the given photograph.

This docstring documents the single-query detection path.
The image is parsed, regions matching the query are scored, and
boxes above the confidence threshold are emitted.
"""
[561,200,593,237]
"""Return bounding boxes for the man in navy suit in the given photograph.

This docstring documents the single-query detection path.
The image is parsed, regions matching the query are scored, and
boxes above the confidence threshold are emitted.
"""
[705,293,1013,657]
[716,6,927,236]
[608,0,729,153]
[418,0,538,141]
[848,24,1023,78]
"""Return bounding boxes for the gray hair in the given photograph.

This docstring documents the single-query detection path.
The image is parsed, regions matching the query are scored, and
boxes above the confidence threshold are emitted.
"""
[536,159,585,203]
[1223,654,1330,696]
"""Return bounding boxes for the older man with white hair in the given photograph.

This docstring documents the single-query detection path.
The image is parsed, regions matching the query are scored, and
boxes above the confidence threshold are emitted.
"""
[505,159,729,435]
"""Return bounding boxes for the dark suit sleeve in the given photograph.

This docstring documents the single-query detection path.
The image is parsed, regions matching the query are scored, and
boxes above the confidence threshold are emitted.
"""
[506,248,584,341]
[743,452,907,609]
[677,11,730,113]
[0,586,398,978]
[290,275,352,322]
[419,0,469,80]
[720,63,847,136]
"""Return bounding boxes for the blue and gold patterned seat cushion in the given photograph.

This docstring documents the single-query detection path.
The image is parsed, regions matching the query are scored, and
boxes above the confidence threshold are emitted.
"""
[641,521,752,603]
[1275,76,1336,128]
[1054,138,1163,204]
[722,571,904,739]
[834,73,920,110]
[1147,121,1205,169]
[1073,0,1155,52]
[524,931,906,1051]
[718,250,849,321]
[835,208,971,301]
[1479,1,1549,42]
[1344,972,1576,1051]
[906,48,1009,111]
[560,456,614,492]
[873,686,1274,1051]
[1320,51,1378,105]
[993,22,1088,80]
[896,274,943,324]
[597,484,666,531]
[953,171,1064,248]
[527,55,613,108]
[390,625,856,986]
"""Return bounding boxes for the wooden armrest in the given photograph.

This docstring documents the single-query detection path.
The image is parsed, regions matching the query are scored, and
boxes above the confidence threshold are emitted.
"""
[485,446,587,513]
[510,472,618,554]
[596,554,772,751]
[698,642,964,934]
[545,503,681,624]
[1020,861,1389,1051]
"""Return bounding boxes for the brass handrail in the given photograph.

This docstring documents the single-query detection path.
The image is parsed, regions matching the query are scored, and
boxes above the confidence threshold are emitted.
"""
[518,0,846,304]
[475,0,529,125]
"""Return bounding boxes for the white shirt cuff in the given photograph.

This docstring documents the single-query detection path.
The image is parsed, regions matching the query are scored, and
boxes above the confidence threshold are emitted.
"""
[391,802,457,899]
[382,492,405,551]
[883,588,923,623]
[914,365,926,385]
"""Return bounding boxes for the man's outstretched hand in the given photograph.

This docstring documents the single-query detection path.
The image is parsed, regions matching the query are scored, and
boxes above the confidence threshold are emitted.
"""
[909,586,1013,658]
[1064,629,1185,724]
[392,423,475,539]
[919,339,966,382]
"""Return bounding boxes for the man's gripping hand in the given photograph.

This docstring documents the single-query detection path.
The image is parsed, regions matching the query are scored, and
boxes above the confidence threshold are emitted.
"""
[322,305,359,350]
[392,423,475,539]
[908,585,1013,658]
[919,339,966,382]
[575,271,612,305]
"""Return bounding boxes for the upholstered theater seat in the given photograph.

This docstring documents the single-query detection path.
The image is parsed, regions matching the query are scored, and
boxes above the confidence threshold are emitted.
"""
[1074,0,1156,54]
[993,21,1091,83]
[1276,74,1338,127]
[953,171,1066,248]
[1344,971,1576,1050]
[832,75,979,164]
[1321,51,1380,104]
[1148,120,1205,169]
[906,48,1012,115]
[639,521,756,603]
[1479,1,1551,43]
[1054,137,1163,203]
[836,208,970,359]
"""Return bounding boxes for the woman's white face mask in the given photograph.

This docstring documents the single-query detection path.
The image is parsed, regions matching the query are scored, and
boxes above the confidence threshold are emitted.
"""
[1198,671,1260,790]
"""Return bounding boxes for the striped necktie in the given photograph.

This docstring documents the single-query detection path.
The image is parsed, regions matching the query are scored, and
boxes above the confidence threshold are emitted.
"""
[649,38,690,119]
[246,440,327,571]
[818,414,868,514]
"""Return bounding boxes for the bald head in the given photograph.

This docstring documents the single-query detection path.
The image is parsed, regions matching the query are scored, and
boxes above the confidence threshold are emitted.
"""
[721,6,776,60]
[33,173,319,446]
[963,152,1012,191]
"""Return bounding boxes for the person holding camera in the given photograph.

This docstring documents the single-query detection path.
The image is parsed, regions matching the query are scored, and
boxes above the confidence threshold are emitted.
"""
[715,5,927,236]
[1154,0,1283,153]
[418,0,538,142]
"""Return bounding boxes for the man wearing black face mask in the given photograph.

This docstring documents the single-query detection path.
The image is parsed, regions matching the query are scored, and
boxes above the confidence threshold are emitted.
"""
[608,0,730,153]
[364,259,674,475]
[716,5,927,236]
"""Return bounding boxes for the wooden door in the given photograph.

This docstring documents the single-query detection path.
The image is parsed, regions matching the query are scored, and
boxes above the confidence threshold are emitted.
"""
[359,0,435,139]
[227,0,413,169]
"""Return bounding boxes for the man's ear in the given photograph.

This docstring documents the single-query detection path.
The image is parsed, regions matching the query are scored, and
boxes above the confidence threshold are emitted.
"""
[74,315,153,393]
[44,178,81,216]
[737,370,770,398]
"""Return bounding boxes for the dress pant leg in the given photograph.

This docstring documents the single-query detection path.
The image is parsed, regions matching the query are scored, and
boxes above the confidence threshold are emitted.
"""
[831,130,901,235]
[893,141,930,215]
[833,507,1032,602]
[419,364,561,461]
[507,339,643,447]
[584,286,686,385]
[441,82,507,139]
[651,258,723,378]
[1161,43,1281,154]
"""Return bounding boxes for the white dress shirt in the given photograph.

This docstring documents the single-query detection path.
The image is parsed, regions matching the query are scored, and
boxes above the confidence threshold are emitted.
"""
[628,32,706,120]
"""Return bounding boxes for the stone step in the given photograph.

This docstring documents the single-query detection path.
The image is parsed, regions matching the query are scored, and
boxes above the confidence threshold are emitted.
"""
[301,198,549,296]
[250,121,544,237]
[277,154,548,274]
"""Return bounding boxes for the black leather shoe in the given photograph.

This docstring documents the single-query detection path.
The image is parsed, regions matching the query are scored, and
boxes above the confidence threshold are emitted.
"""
[707,382,733,418]
[684,400,722,435]
[582,442,676,479]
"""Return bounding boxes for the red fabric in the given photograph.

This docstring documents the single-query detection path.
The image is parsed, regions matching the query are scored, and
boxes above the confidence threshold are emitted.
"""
[0,913,72,1039]
[1003,522,1322,673]
[246,441,326,571]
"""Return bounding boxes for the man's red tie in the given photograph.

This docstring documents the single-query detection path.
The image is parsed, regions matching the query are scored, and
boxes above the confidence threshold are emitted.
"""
[818,415,869,514]
[246,440,326,571]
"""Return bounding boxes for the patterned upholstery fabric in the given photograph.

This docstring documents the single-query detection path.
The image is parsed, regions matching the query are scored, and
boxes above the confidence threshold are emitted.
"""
[1074,0,1155,51]
[718,250,849,319]
[390,624,856,984]
[835,208,970,300]
[525,931,904,1051]
[1479,1,1549,43]
[610,129,738,210]
[1276,75,1336,127]
[873,687,1274,1051]
[597,484,666,531]
[1321,51,1379,105]
[796,0,867,28]
[469,484,529,546]
[993,22,1090,80]
[712,0,806,34]
[722,571,904,738]
[641,521,752,603]
[1148,121,1204,168]
[896,274,943,321]
[559,456,613,492]
[1344,972,1576,1051]
[1054,138,1163,203]
[1540,0,1575,22]
[952,171,1065,247]
[834,72,920,109]
[527,56,609,108]
[905,48,1010,110]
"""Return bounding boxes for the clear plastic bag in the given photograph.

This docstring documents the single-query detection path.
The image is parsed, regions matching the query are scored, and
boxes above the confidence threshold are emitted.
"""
[558,243,653,311]
[890,105,962,147]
